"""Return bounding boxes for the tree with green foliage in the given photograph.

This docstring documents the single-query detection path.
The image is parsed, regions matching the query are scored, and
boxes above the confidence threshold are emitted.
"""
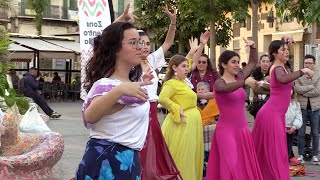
[274,0,320,26]
[0,28,29,114]
[135,0,206,54]
[27,0,49,35]
[136,0,249,67]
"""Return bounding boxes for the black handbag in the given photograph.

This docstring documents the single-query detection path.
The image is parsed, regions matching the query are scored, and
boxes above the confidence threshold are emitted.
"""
[248,99,267,117]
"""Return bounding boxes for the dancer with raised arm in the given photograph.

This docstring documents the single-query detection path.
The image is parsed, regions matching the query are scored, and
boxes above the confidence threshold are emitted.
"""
[75,22,152,180]
[206,39,263,180]
[138,5,182,180]
[252,37,314,180]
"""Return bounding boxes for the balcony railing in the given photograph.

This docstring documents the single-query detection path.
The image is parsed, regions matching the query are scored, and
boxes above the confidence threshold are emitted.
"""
[18,2,77,20]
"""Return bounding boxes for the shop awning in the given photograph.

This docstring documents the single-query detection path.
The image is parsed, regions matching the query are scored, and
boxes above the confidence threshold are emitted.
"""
[9,37,75,59]
[43,39,80,54]
[272,29,305,42]
[8,43,34,61]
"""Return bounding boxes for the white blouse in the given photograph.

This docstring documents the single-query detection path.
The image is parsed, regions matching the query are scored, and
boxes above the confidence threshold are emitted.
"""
[82,78,150,150]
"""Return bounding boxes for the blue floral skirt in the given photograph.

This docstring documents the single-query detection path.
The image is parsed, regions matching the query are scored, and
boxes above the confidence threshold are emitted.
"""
[75,138,141,180]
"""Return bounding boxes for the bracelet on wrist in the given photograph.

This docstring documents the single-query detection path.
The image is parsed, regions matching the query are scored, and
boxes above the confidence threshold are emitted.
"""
[170,23,176,25]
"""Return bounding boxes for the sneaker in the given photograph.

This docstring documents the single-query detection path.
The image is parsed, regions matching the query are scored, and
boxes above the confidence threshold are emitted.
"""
[50,112,61,119]
[297,155,305,164]
[312,156,319,165]
[289,157,301,166]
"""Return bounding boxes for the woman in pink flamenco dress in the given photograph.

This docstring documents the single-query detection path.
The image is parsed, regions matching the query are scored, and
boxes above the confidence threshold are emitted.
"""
[252,39,314,180]
[206,40,263,180]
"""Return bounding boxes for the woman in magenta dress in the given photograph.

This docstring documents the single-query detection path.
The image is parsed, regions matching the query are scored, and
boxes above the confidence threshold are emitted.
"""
[206,40,263,180]
[252,39,314,180]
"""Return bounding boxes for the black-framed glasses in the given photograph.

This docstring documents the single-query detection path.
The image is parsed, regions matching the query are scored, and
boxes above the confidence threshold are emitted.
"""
[304,62,314,65]
[123,39,144,49]
[198,60,207,64]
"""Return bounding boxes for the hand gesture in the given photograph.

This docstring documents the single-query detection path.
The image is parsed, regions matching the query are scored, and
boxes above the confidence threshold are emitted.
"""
[301,68,314,78]
[243,37,256,49]
[282,35,294,45]
[180,108,187,124]
[163,5,176,24]
[118,81,153,101]
[286,127,295,134]
[245,77,257,89]
[189,37,199,52]
[0,159,13,178]
[200,30,210,45]
[142,68,154,82]
[115,3,138,23]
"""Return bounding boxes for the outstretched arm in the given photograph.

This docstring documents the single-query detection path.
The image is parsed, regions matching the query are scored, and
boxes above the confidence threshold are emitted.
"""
[274,67,303,84]
[214,79,243,93]
[237,39,258,80]
[186,37,198,60]
[190,31,210,71]
[215,76,256,93]
[160,5,177,53]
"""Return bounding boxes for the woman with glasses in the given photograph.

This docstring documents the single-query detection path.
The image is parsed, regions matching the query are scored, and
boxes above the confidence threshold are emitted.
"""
[75,21,153,179]
[190,36,219,100]
[138,5,182,180]
[188,34,219,176]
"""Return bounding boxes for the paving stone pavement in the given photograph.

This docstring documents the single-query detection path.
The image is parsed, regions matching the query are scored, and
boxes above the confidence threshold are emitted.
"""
[46,102,319,180]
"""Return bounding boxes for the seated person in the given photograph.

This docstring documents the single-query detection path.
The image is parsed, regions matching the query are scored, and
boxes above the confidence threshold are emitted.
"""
[196,82,219,125]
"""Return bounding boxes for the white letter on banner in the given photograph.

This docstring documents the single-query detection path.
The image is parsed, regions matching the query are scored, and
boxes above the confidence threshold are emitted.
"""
[78,0,112,99]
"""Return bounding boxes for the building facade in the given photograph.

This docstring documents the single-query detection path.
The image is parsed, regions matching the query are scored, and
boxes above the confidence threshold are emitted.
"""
[215,3,320,71]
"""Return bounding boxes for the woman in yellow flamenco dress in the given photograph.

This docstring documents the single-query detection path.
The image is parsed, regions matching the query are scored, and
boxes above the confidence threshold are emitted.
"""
[159,55,204,180]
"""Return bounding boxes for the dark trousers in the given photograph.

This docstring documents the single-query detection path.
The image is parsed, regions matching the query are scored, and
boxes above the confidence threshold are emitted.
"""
[287,132,295,160]
[25,92,54,116]
[298,109,319,156]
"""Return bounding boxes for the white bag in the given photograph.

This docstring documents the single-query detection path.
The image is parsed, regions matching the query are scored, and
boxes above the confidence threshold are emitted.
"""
[19,104,51,133]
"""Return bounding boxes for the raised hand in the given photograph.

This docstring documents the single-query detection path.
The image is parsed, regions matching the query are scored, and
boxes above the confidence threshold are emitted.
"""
[114,3,139,23]
[200,30,210,45]
[282,35,294,45]
[142,68,154,82]
[189,37,199,52]
[243,37,256,49]
[118,81,153,101]
[163,5,176,24]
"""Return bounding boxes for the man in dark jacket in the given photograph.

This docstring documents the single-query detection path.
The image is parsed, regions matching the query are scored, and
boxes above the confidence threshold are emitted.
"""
[22,67,61,118]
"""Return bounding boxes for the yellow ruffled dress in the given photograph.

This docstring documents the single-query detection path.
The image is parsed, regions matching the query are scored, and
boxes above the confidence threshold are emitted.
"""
[159,79,204,180]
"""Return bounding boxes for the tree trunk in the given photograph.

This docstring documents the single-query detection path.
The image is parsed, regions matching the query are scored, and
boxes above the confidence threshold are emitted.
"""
[178,36,185,53]
[209,17,216,69]
[251,0,259,50]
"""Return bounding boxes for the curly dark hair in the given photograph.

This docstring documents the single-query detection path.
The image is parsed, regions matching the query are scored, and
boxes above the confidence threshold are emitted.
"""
[84,22,142,92]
